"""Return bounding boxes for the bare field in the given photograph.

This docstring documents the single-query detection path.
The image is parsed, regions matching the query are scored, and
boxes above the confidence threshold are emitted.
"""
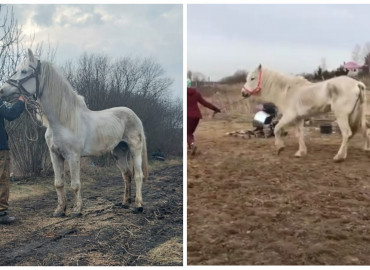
[188,84,370,265]
[0,160,183,266]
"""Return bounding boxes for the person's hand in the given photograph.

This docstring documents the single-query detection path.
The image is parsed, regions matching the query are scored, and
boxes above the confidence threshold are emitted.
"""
[18,95,25,103]
[212,109,221,118]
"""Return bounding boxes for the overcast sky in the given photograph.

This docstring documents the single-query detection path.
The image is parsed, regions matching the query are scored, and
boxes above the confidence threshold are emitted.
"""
[11,4,183,99]
[188,4,370,81]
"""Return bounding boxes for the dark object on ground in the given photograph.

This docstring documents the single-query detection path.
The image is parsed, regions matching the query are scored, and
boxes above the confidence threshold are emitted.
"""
[0,211,16,225]
[152,149,166,161]
[320,124,332,134]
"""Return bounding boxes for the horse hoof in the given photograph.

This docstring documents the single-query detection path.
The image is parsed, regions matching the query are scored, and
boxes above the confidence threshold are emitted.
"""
[115,202,130,209]
[70,212,82,218]
[277,147,285,155]
[294,151,306,157]
[53,212,65,218]
[121,204,130,209]
[132,207,143,214]
[333,156,345,163]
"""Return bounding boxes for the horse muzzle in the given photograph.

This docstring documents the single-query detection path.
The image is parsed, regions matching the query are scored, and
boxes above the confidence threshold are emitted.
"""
[0,84,16,100]
[241,90,251,98]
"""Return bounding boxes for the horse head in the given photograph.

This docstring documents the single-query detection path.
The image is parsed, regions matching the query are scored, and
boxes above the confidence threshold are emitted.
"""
[0,49,41,100]
[241,64,262,98]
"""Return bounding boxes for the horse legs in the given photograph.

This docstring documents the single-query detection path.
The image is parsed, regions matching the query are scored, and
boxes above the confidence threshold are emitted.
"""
[334,115,352,162]
[274,112,296,155]
[363,120,370,151]
[68,157,82,217]
[113,143,132,208]
[132,153,143,213]
[128,138,144,213]
[294,119,307,157]
[364,128,370,151]
[50,152,66,217]
[122,170,132,207]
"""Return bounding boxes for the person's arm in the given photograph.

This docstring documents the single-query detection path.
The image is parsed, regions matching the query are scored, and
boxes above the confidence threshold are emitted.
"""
[198,94,221,113]
[0,96,25,121]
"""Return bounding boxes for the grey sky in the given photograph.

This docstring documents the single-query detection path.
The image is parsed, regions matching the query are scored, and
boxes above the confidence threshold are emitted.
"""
[11,4,183,99]
[188,4,370,81]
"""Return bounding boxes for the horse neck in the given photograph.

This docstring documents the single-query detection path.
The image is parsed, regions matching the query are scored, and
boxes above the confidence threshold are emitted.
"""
[39,62,88,133]
[259,69,307,108]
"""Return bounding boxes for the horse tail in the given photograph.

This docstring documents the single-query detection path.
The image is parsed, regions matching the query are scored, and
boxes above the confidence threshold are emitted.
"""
[357,82,367,132]
[348,82,366,135]
[141,131,149,182]
[357,82,370,150]
[358,82,367,130]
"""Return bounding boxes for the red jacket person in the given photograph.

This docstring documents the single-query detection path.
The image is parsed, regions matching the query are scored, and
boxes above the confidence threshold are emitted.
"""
[187,86,220,153]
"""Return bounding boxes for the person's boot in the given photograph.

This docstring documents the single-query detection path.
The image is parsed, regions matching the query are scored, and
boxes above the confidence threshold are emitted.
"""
[0,211,16,224]
[190,143,197,156]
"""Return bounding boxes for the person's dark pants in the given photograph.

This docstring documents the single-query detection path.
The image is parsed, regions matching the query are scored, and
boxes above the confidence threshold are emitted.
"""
[0,150,11,212]
[187,117,200,147]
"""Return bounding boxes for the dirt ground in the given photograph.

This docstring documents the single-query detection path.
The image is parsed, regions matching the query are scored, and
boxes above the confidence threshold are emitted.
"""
[187,116,370,265]
[0,160,183,266]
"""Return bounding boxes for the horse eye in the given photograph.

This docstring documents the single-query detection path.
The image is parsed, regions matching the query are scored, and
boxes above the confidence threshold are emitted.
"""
[251,77,255,81]
[21,69,27,74]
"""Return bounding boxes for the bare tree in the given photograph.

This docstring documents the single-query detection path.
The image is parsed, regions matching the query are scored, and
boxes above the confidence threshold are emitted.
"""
[362,42,370,63]
[320,57,327,72]
[187,70,192,80]
[0,5,23,83]
[352,44,361,63]
[192,71,206,83]
[219,70,247,84]
[364,52,370,75]
[109,57,142,98]
[139,58,173,98]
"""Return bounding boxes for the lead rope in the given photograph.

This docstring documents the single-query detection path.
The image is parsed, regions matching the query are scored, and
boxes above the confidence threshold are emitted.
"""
[212,96,248,118]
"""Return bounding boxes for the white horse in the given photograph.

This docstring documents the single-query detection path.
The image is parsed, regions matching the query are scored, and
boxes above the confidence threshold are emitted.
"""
[241,64,370,162]
[0,49,148,217]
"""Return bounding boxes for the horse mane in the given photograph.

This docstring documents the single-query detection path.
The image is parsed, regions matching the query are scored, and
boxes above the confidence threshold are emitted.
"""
[262,68,311,91]
[39,61,88,133]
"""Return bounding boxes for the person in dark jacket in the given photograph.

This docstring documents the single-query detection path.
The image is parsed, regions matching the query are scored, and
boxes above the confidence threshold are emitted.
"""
[187,82,220,154]
[0,96,25,224]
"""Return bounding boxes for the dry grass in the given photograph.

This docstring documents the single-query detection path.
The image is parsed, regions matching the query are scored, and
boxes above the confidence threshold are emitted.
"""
[3,163,182,266]
[188,80,370,265]
[146,237,183,265]
[10,179,54,201]
[148,157,182,171]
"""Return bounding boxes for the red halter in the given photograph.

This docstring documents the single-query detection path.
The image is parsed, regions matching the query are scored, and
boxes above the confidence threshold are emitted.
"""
[242,70,262,95]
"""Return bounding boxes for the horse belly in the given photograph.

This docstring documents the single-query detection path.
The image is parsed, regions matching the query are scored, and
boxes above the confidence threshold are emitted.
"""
[82,110,128,156]
[82,134,122,157]
[295,89,331,117]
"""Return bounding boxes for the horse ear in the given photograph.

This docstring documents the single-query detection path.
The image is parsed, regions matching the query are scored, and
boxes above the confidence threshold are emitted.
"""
[28,49,35,62]
[258,64,262,70]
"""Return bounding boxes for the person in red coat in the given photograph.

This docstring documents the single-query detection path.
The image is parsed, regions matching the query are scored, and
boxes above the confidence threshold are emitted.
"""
[187,83,220,154]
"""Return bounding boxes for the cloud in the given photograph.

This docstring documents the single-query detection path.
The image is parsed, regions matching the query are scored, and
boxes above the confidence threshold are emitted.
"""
[188,4,370,80]
[32,5,56,26]
[12,4,183,99]
[52,6,103,27]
